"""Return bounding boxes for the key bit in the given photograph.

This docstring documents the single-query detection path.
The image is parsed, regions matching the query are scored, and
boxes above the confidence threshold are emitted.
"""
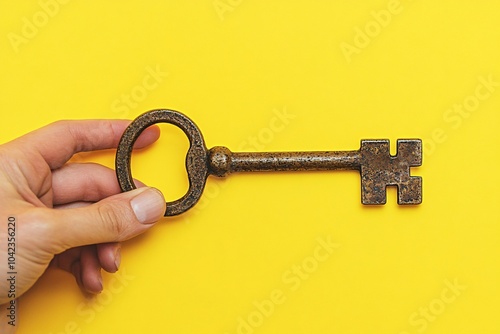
[116,109,422,216]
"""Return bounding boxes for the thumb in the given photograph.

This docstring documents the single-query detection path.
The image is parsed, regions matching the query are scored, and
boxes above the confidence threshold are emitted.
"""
[51,187,166,250]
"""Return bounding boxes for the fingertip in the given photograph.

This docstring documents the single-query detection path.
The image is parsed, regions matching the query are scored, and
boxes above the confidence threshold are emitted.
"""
[146,124,161,138]
[71,261,84,292]
[90,275,103,295]
[130,187,166,224]
[133,124,161,149]
[81,247,104,294]
[133,178,147,188]
[97,243,121,273]
[53,186,165,249]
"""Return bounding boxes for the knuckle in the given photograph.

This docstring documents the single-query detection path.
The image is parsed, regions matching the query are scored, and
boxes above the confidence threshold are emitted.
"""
[96,203,133,239]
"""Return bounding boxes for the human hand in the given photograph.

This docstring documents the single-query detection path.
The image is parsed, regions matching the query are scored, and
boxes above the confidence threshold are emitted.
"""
[0,120,166,308]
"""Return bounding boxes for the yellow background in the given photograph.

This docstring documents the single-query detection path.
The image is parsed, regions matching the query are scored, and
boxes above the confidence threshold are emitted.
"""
[1,1,499,333]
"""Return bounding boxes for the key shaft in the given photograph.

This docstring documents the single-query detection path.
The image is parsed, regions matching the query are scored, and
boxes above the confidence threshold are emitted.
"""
[208,147,361,176]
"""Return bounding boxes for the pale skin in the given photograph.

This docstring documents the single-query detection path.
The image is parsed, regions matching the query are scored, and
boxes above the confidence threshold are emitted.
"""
[0,120,166,333]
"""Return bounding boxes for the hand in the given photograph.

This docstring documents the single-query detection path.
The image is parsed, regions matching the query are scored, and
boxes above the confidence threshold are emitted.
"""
[0,120,166,306]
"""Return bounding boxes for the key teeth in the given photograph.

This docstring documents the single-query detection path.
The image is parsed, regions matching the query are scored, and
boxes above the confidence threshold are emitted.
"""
[360,139,390,155]
[396,139,422,166]
[361,194,387,205]
[361,180,388,205]
[397,177,423,204]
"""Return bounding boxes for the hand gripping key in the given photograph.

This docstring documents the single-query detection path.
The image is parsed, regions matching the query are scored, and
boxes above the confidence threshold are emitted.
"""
[116,109,422,216]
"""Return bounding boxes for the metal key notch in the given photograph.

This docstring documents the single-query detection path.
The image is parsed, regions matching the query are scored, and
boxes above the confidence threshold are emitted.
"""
[116,109,422,216]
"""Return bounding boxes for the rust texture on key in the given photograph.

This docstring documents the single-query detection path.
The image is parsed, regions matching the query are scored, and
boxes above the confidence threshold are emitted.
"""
[116,109,423,216]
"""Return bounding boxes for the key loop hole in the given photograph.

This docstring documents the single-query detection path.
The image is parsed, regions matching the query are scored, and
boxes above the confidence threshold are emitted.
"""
[115,109,209,216]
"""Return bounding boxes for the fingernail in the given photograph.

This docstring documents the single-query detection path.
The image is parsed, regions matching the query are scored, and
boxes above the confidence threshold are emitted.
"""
[88,276,103,295]
[130,188,165,224]
[114,247,121,271]
[96,276,103,293]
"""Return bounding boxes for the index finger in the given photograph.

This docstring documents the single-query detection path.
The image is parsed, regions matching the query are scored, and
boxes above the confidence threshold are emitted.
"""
[16,119,160,169]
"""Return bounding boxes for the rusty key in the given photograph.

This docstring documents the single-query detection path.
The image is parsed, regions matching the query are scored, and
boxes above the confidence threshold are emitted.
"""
[116,109,422,216]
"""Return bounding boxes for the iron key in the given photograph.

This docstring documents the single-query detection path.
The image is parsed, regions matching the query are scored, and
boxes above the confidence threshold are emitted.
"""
[116,109,422,216]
